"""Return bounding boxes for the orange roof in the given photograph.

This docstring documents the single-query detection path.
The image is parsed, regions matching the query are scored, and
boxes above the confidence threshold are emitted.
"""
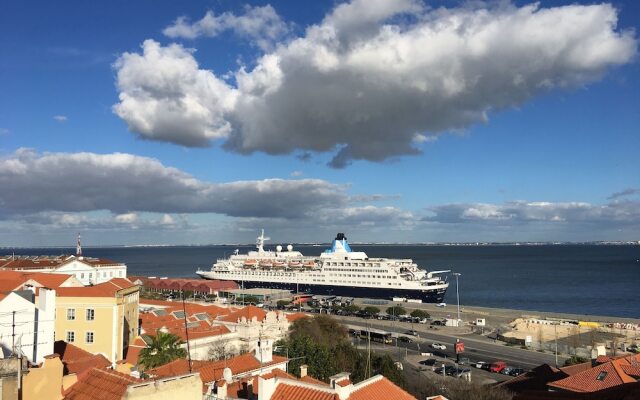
[220,305,268,323]
[56,278,137,298]
[270,384,338,400]
[349,376,416,400]
[24,272,76,288]
[139,304,231,341]
[124,336,149,366]
[285,312,310,322]
[149,353,288,387]
[336,379,351,387]
[54,341,111,375]
[64,368,142,400]
[300,375,329,386]
[549,357,637,393]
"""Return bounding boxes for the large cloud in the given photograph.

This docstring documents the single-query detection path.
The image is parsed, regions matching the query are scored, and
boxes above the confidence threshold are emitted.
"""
[0,148,348,218]
[113,0,636,167]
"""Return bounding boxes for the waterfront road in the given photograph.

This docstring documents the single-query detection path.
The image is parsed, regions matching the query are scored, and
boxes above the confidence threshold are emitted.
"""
[337,316,566,370]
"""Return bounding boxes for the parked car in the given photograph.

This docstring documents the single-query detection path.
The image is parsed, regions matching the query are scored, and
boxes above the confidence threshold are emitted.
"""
[454,368,471,378]
[431,342,447,350]
[500,366,514,375]
[406,330,419,336]
[419,358,437,367]
[436,303,447,307]
[509,368,525,377]
[398,336,414,343]
[490,361,507,373]
[473,361,488,369]
[458,357,470,365]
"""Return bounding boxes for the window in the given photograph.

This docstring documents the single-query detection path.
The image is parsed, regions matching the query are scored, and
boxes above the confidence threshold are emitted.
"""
[596,371,608,381]
[67,308,75,320]
[86,309,95,321]
[85,331,94,344]
[81,273,84,279]
[67,331,75,343]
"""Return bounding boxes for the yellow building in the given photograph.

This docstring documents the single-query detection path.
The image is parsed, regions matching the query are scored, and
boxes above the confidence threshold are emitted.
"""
[54,278,139,363]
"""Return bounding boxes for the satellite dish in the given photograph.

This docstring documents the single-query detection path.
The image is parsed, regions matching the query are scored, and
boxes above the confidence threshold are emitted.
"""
[223,367,233,384]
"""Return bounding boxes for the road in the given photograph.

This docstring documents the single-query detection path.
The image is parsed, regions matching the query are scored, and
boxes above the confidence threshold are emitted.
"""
[340,316,566,370]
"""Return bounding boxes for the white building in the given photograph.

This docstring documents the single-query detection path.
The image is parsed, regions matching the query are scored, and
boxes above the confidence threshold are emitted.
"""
[0,288,56,364]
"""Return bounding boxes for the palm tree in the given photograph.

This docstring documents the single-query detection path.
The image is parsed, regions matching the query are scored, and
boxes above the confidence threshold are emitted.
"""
[138,330,187,369]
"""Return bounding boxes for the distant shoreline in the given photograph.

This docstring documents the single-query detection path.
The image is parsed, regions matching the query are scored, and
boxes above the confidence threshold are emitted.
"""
[2,241,639,250]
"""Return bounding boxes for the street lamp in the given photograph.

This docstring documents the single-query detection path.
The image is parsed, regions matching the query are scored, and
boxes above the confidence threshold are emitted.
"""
[453,272,461,325]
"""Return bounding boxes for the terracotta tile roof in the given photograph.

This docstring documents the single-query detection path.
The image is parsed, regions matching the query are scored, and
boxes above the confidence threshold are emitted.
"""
[54,341,111,375]
[270,384,338,400]
[549,358,636,393]
[336,379,351,387]
[285,312,310,322]
[130,276,238,292]
[349,376,416,400]
[139,306,231,341]
[559,361,592,376]
[148,353,288,387]
[56,278,137,298]
[63,367,142,400]
[0,258,62,270]
[124,336,149,366]
[24,272,77,288]
[261,368,297,380]
[220,305,268,323]
[621,363,640,378]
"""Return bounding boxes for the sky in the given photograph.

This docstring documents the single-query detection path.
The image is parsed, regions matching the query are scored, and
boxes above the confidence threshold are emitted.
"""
[0,0,639,246]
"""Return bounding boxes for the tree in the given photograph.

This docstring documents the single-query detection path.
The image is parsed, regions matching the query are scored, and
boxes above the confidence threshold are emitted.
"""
[410,309,430,319]
[208,341,233,361]
[277,300,291,309]
[386,306,406,316]
[363,306,380,316]
[344,304,361,314]
[138,330,187,369]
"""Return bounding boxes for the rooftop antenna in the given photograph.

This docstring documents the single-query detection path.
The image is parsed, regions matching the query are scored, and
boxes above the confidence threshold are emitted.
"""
[181,289,193,372]
[76,233,82,257]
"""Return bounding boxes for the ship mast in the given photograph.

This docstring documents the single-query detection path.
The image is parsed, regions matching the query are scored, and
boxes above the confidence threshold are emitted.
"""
[256,229,270,253]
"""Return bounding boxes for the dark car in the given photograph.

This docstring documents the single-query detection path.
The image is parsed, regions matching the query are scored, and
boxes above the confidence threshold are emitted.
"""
[406,330,419,336]
[419,358,437,367]
[509,368,525,377]
[398,336,414,343]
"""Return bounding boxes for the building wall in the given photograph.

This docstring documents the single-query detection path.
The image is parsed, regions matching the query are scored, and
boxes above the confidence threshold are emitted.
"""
[124,373,202,400]
[54,288,139,362]
[22,355,63,400]
[53,259,127,285]
[55,296,117,362]
[0,289,55,364]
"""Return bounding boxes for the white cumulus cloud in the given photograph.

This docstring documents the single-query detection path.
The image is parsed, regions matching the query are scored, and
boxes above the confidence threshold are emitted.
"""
[113,0,636,167]
[163,5,290,51]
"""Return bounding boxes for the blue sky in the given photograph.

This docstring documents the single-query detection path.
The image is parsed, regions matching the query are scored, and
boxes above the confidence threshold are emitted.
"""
[1,0,639,246]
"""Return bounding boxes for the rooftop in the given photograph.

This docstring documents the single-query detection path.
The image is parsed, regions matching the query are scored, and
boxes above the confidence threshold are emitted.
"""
[63,367,142,400]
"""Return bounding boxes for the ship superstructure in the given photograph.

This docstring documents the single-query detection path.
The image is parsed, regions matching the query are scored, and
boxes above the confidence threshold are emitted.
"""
[196,231,449,302]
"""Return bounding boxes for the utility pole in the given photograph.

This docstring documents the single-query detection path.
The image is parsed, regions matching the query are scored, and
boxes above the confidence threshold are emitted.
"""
[554,324,558,368]
[453,272,461,325]
[181,290,192,372]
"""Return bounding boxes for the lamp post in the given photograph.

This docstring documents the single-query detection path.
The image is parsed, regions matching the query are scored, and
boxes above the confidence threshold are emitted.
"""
[453,272,462,325]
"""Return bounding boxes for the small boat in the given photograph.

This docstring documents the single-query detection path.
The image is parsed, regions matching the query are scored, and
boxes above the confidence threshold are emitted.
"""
[288,261,302,268]
[259,260,273,268]
[303,261,316,268]
[244,259,258,267]
[273,261,287,268]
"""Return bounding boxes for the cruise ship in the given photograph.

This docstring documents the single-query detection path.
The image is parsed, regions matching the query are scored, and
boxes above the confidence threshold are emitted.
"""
[196,231,450,303]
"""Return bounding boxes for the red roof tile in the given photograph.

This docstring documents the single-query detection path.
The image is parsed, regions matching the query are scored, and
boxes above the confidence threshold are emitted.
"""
[285,312,310,322]
[64,368,142,400]
[270,384,338,400]
[549,358,636,393]
[220,305,268,323]
[349,376,416,400]
[54,341,111,375]
[56,278,137,298]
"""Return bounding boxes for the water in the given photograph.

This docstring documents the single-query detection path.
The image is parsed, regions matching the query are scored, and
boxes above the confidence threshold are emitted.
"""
[5,244,639,318]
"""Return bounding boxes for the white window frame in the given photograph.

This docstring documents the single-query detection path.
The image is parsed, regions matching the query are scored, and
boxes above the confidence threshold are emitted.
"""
[85,331,94,344]
[66,331,75,343]
[86,308,95,321]
[67,308,75,321]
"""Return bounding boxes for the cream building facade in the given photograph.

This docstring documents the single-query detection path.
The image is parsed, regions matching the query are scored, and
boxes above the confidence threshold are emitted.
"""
[54,279,139,363]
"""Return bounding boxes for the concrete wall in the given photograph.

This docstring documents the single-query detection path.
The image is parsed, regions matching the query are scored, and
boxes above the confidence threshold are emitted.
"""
[22,355,63,400]
[124,373,202,400]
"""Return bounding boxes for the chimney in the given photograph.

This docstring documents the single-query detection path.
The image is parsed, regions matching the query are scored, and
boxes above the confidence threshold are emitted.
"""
[591,347,598,367]
[258,374,276,400]
[255,339,273,363]
[217,380,227,398]
[300,364,308,378]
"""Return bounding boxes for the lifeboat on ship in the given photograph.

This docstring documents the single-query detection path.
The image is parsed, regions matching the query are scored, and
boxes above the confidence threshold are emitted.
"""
[259,260,273,268]
[288,261,302,268]
[303,260,316,268]
[273,260,287,268]
[244,259,258,267]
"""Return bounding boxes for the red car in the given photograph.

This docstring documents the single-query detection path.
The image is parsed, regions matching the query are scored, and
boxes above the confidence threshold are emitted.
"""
[490,361,507,373]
